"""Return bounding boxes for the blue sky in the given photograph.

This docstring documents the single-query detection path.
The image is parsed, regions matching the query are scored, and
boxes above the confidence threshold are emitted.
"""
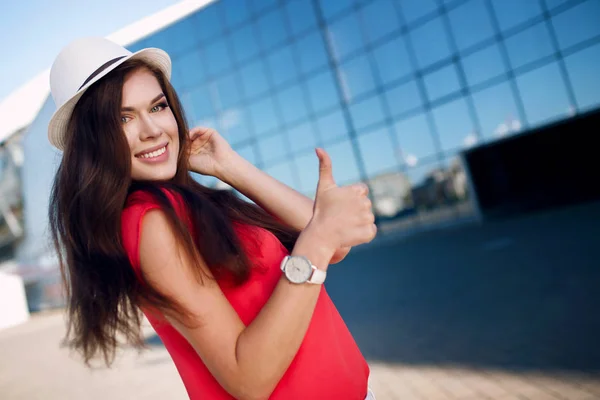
[0,0,177,102]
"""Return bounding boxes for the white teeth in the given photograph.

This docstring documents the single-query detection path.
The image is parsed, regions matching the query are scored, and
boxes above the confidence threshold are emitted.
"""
[139,146,166,159]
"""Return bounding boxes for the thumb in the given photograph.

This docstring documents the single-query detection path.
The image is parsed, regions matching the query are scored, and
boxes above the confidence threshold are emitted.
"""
[315,148,336,193]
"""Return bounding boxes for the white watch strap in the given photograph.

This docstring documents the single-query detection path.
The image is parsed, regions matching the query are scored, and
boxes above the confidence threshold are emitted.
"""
[308,266,326,284]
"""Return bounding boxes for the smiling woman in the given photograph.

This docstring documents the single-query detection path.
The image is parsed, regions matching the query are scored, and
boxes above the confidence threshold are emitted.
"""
[47,37,377,400]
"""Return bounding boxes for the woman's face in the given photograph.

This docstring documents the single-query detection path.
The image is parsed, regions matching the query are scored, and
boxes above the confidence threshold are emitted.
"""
[121,68,179,181]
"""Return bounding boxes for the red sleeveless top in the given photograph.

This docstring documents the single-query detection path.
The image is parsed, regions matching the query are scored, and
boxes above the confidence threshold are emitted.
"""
[120,190,369,399]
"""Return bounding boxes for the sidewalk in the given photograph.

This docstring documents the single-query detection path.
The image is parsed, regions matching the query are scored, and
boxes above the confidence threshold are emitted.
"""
[0,310,598,399]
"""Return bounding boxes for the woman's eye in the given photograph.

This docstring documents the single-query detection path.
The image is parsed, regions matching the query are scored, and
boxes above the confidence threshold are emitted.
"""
[121,116,130,124]
[151,103,168,113]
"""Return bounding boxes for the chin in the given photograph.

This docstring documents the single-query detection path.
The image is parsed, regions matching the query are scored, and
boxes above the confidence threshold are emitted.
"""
[132,166,178,182]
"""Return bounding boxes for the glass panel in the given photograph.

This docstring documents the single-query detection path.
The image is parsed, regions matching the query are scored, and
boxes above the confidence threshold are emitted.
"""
[544,0,570,10]
[276,84,310,125]
[472,81,521,142]
[231,24,260,64]
[294,30,329,75]
[432,97,475,152]
[357,127,399,176]
[490,0,543,31]
[256,8,289,52]
[250,0,278,14]
[162,17,199,56]
[461,43,506,87]
[295,150,320,193]
[264,160,296,188]
[564,42,600,111]
[448,0,495,51]
[552,0,600,50]
[239,59,270,100]
[384,79,423,117]
[327,12,365,61]
[370,36,412,85]
[233,143,257,166]
[305,69,340,113]
[400,0,438,24]
[505,22,554,69]
[204,41,232,76]
[188,84,216,120]
[319,0,355,20]
[323,139,362,184]
[410,17,453,68]
[267,45,299,87]
[315,109,349,144]
[516,62,572,125]
[247,96,281,135]
[339,53,377,100]
[287,121,320,152]
[349,96,386,131]
[394,113,438,162]
[258,133,288,164]
[360,0,402,44]
[222,0,251,28]
[285,0,318,37]
[423,63,461,101]
[177,49,206,89]
[223,108,253,144]
[195,4,223,42]
[214,74,241,110]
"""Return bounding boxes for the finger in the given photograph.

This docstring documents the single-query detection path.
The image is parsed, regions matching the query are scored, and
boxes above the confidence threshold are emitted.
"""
[351,183,369,196]
[189,126,209,140]
[315,148,336,193]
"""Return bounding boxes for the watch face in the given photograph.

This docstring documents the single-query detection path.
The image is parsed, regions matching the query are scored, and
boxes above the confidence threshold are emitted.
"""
[284,257,313,284]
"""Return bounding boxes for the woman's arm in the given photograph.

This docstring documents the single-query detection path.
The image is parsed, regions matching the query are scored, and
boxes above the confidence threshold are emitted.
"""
[217,152,351,262]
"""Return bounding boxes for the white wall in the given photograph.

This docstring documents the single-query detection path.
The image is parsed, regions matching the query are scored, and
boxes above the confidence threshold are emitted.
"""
[0,271,29,330]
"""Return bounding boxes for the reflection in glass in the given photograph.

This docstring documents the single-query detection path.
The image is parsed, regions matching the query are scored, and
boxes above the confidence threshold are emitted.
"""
[295,150,320,194]
[360,0,401,44]
[161,17,198,56]
[267,46,298,88]
[177,50,205,89]
[505,22,554,69]
[349,96,386,131]
[564,42,600,111]
[448,0,495,51]
[400,0,438,24]
[195,3,222,42]
[432,97,475,152]
[215,74,241,109]
[318,0,355,20]
[294,31,329,76]
[371,36,412,85]
[204,41,232,76]
[327,12,365,61]
[394,114,437,162]
[472,81,521,141]
[285,0,317,37]
[247,96,281,136]
[461,43,506,87]
[188,85,215,120]
[264,160,297,189]
[231,25,260,63]
[276,84,310,125]
[423,63,461,102]
[339,53,377,100]
[323,139,362,185]
[223,0,250,28]
[410,17,452,68]
[257,133,288,165]
[516,62,571,125]
[315,109,348,144]
[305,70,340,113]
[490,0,542,32]
[223,108,253,145]
[544,0,570,10]
[552,0,600,50]
[357,127,399,176]
[384,79,423,118]
[256,8,289,52]
[287,121,320,153]
[239,59,270,100]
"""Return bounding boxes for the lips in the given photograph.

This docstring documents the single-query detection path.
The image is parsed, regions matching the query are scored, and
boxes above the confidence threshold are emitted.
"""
[135,143,168,159]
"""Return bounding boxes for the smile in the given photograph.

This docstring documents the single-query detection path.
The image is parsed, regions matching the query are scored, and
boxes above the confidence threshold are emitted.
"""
[136,143,168,159]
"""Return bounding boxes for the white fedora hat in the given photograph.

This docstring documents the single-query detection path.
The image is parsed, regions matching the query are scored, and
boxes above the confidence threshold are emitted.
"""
[48,37,171,151]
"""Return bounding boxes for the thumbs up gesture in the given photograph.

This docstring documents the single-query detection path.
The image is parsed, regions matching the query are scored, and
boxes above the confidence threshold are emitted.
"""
[307,148,377,254]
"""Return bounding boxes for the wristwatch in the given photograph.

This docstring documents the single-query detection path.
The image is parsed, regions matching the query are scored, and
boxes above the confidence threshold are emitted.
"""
[280,255,326,284]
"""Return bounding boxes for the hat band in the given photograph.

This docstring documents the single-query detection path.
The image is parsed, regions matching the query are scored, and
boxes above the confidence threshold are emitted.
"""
[78,55,127,91]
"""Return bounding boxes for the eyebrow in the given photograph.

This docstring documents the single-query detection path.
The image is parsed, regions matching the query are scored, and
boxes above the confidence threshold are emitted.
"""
[121,93,165,112]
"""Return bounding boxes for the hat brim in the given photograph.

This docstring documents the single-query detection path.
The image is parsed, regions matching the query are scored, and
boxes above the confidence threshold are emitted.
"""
[47,48,172,151]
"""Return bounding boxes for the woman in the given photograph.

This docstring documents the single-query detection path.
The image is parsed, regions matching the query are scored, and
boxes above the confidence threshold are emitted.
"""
[48,37,377,399]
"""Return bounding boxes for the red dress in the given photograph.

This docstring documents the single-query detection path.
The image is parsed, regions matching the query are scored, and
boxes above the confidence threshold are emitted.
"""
[121,190,369,399]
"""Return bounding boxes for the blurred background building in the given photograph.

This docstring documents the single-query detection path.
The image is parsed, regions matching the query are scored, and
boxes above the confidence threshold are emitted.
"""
[1,0,599,310]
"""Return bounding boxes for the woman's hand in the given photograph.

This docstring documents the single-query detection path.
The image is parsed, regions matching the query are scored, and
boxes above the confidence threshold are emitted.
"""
[188,126,236,178]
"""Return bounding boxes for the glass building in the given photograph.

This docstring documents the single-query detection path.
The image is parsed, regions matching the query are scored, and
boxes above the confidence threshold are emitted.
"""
[13,0,600,261]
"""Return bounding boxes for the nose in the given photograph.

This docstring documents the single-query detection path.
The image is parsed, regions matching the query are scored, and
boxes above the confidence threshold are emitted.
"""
[138,113,162,141]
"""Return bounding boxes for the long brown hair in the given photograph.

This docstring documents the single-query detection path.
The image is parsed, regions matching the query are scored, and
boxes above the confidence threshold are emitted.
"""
[49,59,299,366]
